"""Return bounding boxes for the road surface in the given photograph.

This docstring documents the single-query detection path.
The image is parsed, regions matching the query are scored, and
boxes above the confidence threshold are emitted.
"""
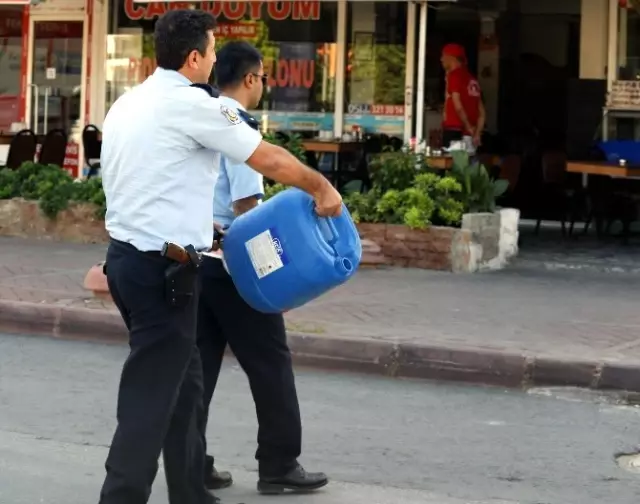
[1,333,640,504]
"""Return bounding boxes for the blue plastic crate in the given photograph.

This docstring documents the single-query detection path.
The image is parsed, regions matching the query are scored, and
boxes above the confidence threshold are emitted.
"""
[597,141,640,163]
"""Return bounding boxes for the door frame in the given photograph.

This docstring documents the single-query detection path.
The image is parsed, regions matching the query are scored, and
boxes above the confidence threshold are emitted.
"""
[25,12,88,136]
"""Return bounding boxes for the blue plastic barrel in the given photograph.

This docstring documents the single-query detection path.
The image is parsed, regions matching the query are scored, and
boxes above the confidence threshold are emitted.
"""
[222,187,362,313]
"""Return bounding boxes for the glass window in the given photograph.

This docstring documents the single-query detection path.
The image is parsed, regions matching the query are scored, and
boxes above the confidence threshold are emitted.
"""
[619,4,640,79]
[0,6,25,133]
[105,0,338,133]
[344,2,408,138]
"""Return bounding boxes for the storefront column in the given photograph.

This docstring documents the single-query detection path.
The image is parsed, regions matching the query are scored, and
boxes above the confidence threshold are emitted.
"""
[414,0,427,143]
[403,1,416,143]
[333,0,347,138]
[618,5,627,69]
[606,0,618,92]
[601,0,619,142]
[89,0,108,127]
[579,0,607,79]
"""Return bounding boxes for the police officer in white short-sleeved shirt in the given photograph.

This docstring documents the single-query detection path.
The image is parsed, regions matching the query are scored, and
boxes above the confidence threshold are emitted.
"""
[97,10,342,504]
[195,42,328,496]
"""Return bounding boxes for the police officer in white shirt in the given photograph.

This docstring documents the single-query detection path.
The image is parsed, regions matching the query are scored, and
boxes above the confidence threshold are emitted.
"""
[99,10,341,504]
[196,41,327,496]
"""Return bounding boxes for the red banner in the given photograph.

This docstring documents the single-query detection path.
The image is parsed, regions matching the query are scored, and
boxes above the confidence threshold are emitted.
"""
[35,142,80,177]
[0,96,20,132]
[124,0,320,21]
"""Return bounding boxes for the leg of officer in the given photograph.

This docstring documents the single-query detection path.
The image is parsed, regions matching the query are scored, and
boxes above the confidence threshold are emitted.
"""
[198,259,301,476]
[99,239,209,504]
[196,283,231,489]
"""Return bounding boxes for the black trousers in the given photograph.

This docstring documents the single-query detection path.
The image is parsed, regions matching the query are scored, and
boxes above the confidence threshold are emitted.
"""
[197,257,301,478]
[99,239,210,504]
[442,128,464,148]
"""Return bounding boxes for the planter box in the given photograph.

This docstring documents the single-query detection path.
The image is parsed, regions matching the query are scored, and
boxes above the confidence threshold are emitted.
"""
[0,198,108,244]
[0,198,519,273]
[357,208,519,273]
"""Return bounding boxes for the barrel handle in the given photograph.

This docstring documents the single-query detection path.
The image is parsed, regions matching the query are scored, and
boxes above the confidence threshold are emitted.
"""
[311,202,348,258]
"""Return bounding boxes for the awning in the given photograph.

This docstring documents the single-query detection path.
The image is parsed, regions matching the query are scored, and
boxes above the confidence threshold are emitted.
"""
[133,0,458,3]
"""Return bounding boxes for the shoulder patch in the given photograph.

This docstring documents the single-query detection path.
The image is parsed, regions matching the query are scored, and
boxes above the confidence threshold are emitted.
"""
[220,104,241,125]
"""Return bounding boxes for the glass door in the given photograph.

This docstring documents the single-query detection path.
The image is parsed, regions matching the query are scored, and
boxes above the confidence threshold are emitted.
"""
[29,20,83,136]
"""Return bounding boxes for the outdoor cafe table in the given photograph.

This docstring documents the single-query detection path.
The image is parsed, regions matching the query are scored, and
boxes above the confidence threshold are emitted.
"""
[566,160,640,178]
[425,154,502,171]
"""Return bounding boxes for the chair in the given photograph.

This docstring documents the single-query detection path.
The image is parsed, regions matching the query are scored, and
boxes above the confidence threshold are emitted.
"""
[82,124,102,178]
[534,150,586,236]
[336,136,378,194]
[495,155,522,208]
[4,129,37,170]
[38,129,68,167]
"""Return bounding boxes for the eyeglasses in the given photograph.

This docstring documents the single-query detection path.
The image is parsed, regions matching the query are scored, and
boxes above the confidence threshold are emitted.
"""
[250,73,268,85]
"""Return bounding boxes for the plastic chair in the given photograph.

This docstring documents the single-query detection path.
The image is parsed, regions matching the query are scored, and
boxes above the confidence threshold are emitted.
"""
[4,129,37,170]
[39,129,68,167]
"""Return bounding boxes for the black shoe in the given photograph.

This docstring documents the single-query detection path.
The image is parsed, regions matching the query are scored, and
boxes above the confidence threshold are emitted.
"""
[205,466,233,490]
[257,464,328,494]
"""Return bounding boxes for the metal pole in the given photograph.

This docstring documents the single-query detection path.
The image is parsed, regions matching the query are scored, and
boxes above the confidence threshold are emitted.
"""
[333,0,347,139]
[415,1,428,144]
[43,87,50,134]
[606,0,618,94]
[29,84,39,135]
[403,1,417,144]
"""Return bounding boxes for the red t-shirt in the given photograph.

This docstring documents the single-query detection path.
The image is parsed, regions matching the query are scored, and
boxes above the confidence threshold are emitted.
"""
[443,67,481,134]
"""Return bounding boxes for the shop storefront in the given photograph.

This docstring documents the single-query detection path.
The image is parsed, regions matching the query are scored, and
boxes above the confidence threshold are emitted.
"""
[0,0,637,177]
[104,0,412,137]
[0,0,106,175]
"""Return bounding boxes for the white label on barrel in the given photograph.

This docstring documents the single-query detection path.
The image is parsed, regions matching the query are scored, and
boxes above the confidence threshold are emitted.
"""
[245,229,284,279]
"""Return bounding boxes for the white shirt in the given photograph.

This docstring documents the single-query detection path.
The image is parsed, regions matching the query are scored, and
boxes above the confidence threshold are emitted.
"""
[212,95,264,228]
[101,68,262,252]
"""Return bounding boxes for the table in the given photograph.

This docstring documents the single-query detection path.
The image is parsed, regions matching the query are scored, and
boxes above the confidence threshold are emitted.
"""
[567,160,640,178]
[301,140,361,154]
[425,154,502,171]
[425,156,453,170]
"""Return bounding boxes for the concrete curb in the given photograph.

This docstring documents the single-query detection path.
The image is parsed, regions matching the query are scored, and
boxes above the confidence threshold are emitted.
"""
[2,299,640,392]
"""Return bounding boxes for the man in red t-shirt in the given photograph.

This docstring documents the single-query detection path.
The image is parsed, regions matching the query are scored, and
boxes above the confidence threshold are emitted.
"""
[441,43,485,148]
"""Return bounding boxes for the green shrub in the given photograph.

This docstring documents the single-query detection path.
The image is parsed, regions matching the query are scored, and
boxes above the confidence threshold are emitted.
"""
[345,172,463,230]
[449,151,509,213]
[0,162,106,219]
[263,182,287,201]
[367,147,427,193]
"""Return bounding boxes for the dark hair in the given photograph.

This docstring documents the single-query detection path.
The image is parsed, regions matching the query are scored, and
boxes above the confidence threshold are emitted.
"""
[154,9,216,71]
[214,41,263,89]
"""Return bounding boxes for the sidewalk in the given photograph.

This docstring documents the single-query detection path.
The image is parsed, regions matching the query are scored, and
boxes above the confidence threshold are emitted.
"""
[2,236,640,391]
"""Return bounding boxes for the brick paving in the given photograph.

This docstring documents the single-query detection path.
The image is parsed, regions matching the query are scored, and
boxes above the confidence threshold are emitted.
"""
[2,236,640,365]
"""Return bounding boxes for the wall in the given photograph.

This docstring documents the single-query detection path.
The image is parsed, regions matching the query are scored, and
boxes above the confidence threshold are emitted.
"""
[579,0,608,78]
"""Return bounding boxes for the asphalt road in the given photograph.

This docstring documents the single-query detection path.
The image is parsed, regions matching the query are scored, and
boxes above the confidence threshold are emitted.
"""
[1,333,640,504]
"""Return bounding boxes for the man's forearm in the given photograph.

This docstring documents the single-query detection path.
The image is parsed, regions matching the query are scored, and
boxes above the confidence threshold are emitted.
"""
[246,142,328,197]
[454,105,473,132]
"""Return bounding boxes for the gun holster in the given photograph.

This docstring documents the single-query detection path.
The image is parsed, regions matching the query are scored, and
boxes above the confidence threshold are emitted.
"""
[164,245,201,308]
